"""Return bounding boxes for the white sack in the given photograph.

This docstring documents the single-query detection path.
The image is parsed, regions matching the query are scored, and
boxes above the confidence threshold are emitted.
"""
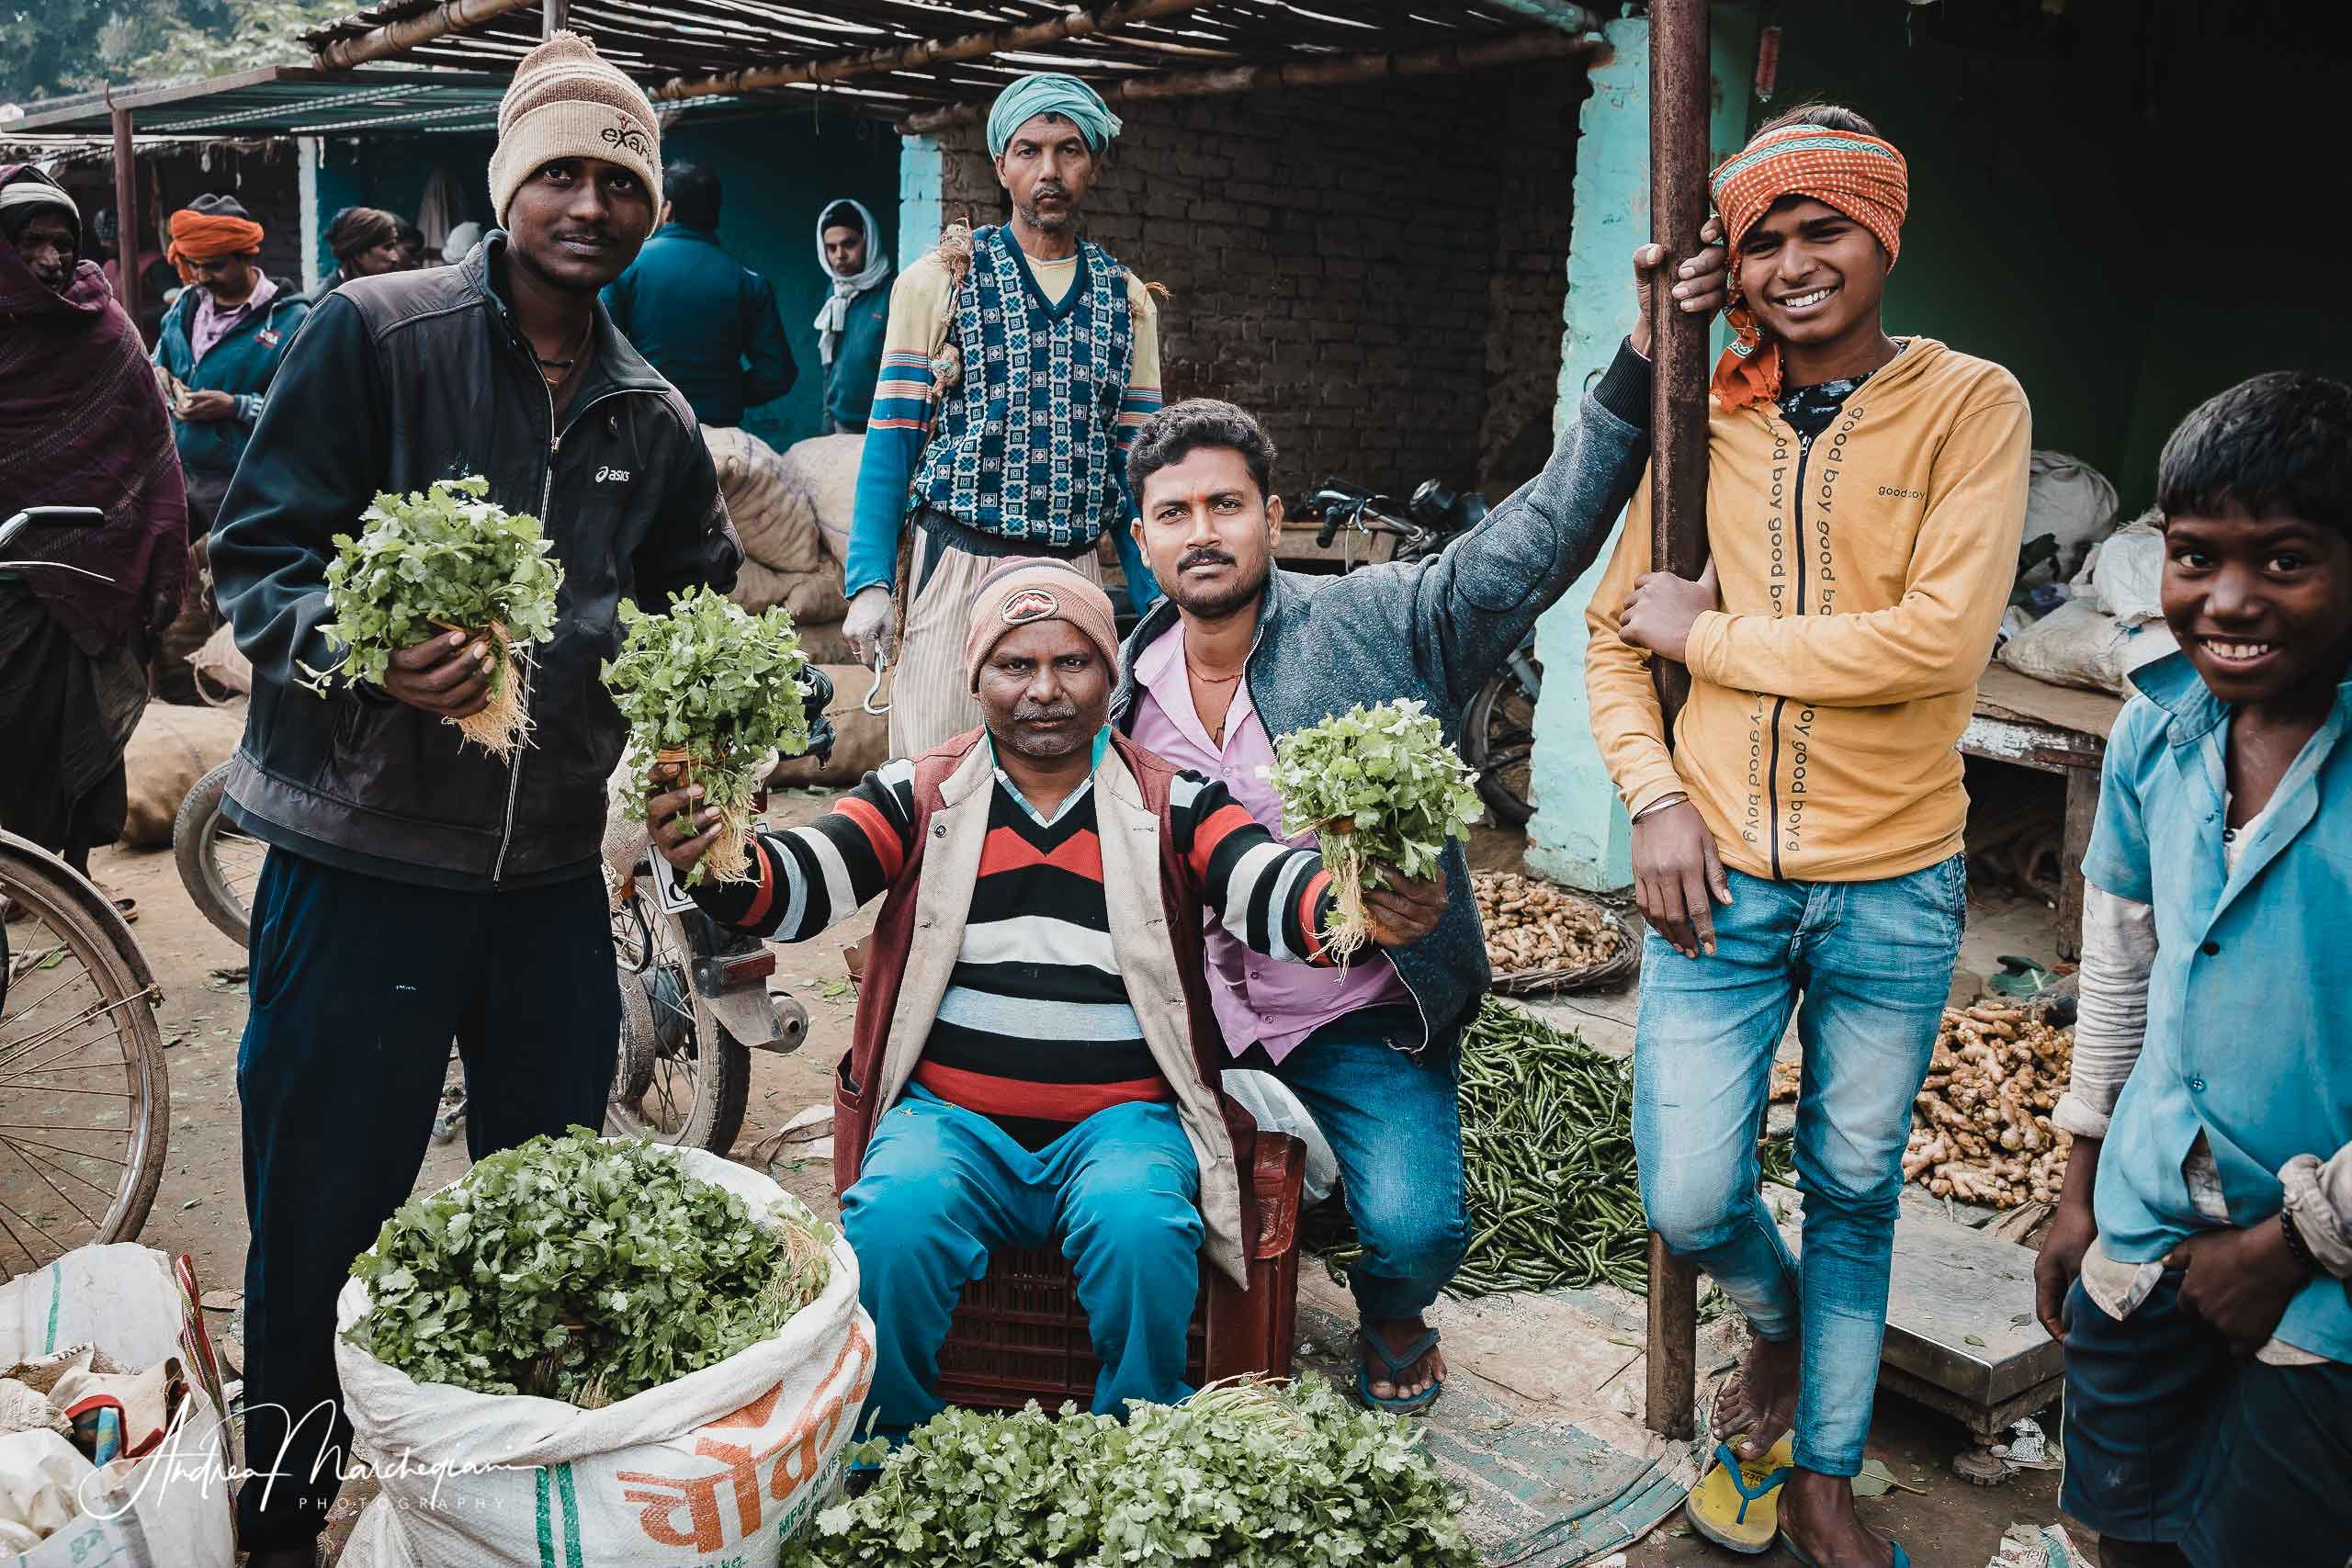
[334,1145,873,1568]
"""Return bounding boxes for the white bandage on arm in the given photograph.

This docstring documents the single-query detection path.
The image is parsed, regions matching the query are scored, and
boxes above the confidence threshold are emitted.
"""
[2052,881,2156,1139]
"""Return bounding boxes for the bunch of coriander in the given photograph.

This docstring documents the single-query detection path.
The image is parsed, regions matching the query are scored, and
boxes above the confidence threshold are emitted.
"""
[787,1376,1480,1566]
[1268,697,1483,958]
[603,585,812,886]
[304,475,563,759]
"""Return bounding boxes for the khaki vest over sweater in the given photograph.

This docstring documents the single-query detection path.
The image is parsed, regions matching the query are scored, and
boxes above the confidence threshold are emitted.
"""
[1585,337,2030,883]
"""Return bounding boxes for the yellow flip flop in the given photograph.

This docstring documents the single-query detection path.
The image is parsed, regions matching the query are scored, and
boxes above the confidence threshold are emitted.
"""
[1683,1431,1795,1555]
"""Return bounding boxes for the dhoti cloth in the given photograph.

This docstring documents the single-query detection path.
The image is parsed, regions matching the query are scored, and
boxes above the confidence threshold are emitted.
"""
[888,509,1105,759]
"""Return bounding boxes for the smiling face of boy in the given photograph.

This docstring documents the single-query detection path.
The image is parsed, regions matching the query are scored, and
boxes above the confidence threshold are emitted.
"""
[2162,505,2352,706]
[1735,196,1890,356]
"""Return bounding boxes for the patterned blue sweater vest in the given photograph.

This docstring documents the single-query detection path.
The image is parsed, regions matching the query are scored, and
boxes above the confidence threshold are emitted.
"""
[910,225,1135,548]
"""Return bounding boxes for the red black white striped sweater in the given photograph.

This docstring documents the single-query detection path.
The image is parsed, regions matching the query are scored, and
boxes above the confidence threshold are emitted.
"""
[689,750,1339,1147]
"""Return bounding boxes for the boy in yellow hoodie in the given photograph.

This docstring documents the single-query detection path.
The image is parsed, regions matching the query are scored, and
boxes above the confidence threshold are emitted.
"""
[1584,106,2030,1568]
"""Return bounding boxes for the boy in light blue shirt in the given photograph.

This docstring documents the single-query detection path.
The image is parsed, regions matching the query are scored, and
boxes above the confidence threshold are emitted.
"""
[2035,372,2352,1568]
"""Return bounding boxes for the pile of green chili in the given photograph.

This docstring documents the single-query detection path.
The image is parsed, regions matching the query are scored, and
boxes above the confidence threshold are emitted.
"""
[1308,997,1793,1298]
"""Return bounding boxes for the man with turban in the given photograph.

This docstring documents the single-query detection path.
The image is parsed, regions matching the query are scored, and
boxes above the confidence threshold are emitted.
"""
[1585,105,2030,1568]
[650,558,1442,1450]
[842,71,1164,758]
[207,32,741,1562]
[151,192,309,535]
[814,196,891,434]
[0,167,187,906]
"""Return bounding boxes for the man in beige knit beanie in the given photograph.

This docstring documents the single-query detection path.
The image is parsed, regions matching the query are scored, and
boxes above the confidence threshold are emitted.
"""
[487,29,662,227]
[210,30,742,1568]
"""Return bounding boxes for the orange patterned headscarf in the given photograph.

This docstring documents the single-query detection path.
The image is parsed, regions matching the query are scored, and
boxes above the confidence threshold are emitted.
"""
[1709,123,1908,412]
[164,206,266,283]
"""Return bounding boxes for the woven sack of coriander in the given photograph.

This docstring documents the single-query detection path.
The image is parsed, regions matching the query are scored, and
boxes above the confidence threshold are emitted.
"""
[334,1138,874,1568]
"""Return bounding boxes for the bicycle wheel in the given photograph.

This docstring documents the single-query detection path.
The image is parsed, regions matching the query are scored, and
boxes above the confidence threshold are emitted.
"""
[1464,659,1542,829]
[0,833,168,1280]
[173,761,264,948]
[605,882,749,1154]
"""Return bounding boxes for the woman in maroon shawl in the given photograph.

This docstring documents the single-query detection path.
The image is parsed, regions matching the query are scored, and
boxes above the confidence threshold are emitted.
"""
[0,165,188,902]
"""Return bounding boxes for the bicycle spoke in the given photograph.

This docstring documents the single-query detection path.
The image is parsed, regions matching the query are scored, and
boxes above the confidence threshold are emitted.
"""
[0,991,151,1075]
[0,1196,74,1260]
[0,1029,127,1088]
[0,1131,127,1166]
[0,1140,105,1226]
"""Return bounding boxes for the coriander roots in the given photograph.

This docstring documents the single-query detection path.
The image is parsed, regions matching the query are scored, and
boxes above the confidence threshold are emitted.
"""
[1269,700,1483,961]
[439,618,535,760]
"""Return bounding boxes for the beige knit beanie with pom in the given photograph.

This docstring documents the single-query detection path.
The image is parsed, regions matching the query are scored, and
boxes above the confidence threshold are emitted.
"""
[487,32,662,227]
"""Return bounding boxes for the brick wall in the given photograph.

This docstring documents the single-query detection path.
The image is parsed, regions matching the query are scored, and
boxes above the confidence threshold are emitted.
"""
[931,61,1587,503]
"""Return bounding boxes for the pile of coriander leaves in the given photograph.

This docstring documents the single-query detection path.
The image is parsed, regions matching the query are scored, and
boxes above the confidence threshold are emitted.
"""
[346,1127,831,1406]
[304,475,562,694]
[786,1376,1480,1567]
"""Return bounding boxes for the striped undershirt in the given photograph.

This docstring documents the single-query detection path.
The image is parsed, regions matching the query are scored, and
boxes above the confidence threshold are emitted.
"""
[689,744,1338,1147]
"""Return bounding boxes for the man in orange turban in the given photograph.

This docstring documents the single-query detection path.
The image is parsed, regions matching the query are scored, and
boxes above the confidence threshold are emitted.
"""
[1585,104,2030,1568]
[153,193,309,531]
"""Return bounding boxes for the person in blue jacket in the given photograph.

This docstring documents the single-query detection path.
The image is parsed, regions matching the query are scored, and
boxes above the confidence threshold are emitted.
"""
[151,194,308,533]
[601,161,794,430]
[816,197,890,434]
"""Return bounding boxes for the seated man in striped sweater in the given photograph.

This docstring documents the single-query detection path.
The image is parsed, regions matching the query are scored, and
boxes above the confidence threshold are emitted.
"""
[652,558,1442,1443]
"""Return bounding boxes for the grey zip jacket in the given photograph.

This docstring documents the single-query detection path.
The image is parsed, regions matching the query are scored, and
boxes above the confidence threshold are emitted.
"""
[209,233,741,891]
[1111,341,1653,1055]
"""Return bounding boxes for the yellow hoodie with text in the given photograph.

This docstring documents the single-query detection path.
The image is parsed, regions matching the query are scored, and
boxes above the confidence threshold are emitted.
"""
[1585,338,2030,884]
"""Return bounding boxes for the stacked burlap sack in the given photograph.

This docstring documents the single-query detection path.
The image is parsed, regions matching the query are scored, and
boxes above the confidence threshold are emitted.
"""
[709,429,860,668]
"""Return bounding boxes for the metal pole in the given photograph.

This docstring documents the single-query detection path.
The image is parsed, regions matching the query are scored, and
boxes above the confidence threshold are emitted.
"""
[109,98,141,330]
[1644,0,1712,1446]
[543,0,567,39]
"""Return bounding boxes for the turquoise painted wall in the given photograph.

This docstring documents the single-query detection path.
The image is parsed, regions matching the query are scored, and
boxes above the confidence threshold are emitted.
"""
[1524,7,1755,892]
[315,111,900,454]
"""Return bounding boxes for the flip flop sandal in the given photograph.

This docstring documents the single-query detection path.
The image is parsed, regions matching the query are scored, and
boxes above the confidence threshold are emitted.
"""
[1356,1326,1442,1415]
[1779,1528,1911,1568]
[1683,1431,1794,1555]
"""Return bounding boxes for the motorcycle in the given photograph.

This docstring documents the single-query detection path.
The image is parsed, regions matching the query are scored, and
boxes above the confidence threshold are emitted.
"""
[1301,478,1541,828]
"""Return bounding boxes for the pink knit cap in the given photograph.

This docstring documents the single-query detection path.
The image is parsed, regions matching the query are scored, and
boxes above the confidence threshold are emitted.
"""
[963,558,1121,691]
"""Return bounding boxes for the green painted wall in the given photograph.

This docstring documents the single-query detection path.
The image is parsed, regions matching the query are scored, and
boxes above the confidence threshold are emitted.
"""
[314,110,900,454]
[1524,6,1756,892]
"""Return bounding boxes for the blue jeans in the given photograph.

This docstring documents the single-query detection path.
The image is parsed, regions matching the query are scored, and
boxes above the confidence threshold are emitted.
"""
[1633,855,1963,1475]
[842,1088,1204,1442]
[2060,1277,2352,1567]
[1254,1004,1469,1326]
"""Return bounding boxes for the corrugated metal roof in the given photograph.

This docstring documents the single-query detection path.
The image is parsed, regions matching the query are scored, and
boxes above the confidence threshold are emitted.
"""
[0,67,758,138]
[299,1,1581,110]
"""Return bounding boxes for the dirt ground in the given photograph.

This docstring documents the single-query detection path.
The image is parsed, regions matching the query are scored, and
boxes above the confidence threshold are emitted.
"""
[64,805,2073,1566]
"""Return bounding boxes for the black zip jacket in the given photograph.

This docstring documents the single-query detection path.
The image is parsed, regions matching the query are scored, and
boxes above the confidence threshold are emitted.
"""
[209,233,741,891]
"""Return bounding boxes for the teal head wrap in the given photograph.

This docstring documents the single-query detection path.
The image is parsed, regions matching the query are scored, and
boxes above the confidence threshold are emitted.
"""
[986,73,1123,159]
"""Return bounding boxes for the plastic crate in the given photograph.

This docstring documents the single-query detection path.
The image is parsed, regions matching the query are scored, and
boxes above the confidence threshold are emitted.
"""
[933,1131,1308,1413]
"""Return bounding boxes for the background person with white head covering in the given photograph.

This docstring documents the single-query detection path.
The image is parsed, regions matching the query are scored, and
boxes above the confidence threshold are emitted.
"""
[815,196,891,434]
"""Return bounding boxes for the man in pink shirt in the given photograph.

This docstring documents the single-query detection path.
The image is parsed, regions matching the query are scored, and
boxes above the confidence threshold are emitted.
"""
[1111,229,1727,1411]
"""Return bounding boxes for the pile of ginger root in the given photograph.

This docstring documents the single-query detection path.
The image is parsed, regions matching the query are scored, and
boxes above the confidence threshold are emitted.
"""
[1771,999,2074,1209]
